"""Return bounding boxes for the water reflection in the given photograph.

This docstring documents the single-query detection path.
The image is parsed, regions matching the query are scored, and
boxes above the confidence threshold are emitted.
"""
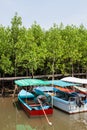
[0,97,87,130]
[69,113,87,130]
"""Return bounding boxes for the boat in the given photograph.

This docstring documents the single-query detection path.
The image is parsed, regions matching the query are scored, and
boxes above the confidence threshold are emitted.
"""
[15,79,53,117]
[61,76,87,84]
[18,89,53,117]
[51,80,87,114]
[36,80,87,114]
[52,87,87,114]
[61,77,87,94]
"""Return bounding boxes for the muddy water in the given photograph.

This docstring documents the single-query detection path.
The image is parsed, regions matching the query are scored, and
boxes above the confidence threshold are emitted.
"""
[0,97,87,130]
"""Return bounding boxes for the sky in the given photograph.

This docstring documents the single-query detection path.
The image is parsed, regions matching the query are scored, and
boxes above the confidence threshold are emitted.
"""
[0,0,87,29]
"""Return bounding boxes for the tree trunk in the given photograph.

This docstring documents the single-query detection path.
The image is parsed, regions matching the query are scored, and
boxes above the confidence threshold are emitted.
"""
[52,61,54,81]
[71,63,74,77]
[31,68,34,79]
[2,74,5,96]
[14,60,17,77]
[26,68,29,76]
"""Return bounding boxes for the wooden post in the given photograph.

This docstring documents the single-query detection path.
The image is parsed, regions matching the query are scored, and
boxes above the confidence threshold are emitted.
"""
[13,84,18,98]
[2,86,5,97]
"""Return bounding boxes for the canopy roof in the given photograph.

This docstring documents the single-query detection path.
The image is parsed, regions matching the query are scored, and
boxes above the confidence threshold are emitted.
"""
[61,77,87,84]
[14,78,49,87]
[47,80,79,87]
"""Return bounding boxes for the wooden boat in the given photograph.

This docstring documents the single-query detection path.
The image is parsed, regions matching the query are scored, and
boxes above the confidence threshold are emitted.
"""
[36,80,87,114]
[14,78,53,118]
[18,89,53,117]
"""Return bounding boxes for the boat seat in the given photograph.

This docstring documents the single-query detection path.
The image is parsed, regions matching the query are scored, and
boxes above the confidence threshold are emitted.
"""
[30,104,40,107]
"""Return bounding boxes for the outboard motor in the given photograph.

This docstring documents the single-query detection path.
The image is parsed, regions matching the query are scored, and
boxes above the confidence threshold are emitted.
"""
[34,95,47,104]
[35,94,51,106]
[76,94,84,107]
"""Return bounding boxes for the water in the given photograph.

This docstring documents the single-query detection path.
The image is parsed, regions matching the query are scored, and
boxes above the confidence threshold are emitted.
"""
[0,97,87,130]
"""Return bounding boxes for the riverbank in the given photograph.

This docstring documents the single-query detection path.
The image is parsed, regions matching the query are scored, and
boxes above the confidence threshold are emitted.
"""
[0,88,18,97]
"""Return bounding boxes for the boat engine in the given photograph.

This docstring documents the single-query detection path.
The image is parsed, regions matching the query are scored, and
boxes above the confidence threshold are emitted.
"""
[35,95,51,105]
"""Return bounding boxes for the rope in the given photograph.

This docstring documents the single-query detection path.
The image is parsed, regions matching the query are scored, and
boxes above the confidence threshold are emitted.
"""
[38,98,52,126]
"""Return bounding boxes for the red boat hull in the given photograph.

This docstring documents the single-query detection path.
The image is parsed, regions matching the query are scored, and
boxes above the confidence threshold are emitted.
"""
[19,101,53,117]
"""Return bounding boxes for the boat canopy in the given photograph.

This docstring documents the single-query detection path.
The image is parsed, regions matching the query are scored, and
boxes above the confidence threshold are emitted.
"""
[14,78,49,87]
[61,77,87,84]
[47,80,79,87]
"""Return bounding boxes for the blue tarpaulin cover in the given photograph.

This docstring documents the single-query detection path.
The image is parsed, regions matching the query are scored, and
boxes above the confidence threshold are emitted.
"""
[47,80,79,87]
[14,79,49,87]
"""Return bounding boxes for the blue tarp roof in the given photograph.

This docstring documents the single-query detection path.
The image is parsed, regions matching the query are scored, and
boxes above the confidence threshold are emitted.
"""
[14,78,49,87]
[47,80,79,87]
[14,78,79,87]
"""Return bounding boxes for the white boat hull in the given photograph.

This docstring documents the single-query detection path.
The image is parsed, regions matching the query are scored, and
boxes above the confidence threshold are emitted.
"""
[53,96,87,114]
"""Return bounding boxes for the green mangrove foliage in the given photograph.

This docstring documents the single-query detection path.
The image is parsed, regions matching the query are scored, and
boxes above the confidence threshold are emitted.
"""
[0,13,87,77]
